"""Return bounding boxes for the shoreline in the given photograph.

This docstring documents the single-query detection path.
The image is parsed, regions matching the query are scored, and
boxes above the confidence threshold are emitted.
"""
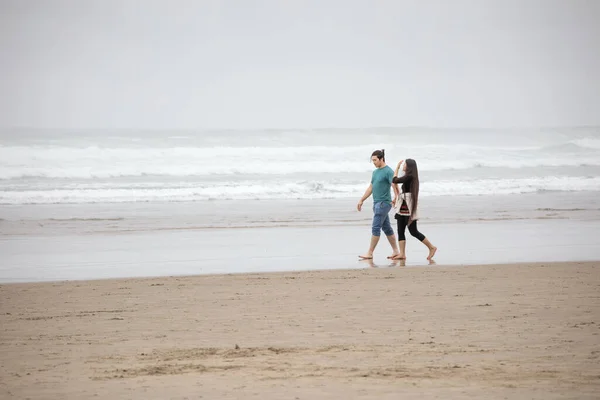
[2,192,599,238]
[1,259,599,286]
[2,218,600,284]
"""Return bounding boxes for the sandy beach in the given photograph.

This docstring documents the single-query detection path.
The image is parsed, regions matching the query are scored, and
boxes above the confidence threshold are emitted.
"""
[1,261,599,399]
[2,1,600,398]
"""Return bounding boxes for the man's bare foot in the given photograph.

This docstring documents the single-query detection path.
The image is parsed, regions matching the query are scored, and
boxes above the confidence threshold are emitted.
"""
[358,254,373,260]
[391,254,406,260]
[427,246,437,260]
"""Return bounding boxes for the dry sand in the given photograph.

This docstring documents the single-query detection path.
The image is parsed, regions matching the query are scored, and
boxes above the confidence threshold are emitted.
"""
[1,262,599,399]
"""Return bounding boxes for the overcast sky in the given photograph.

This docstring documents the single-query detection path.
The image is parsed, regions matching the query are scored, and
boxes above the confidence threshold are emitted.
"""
[1,0,599,130]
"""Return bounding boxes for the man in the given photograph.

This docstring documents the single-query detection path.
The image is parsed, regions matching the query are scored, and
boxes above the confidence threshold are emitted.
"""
[357,149,400,260]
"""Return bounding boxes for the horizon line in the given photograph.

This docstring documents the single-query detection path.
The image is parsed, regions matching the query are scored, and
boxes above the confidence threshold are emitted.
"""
[1,124,599,131]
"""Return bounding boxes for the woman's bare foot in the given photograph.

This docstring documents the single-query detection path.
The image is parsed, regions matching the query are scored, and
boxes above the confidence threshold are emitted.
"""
[427,246,437,260]
[391,254,406,260]
[387,253,400,259]
[358,254,373,260]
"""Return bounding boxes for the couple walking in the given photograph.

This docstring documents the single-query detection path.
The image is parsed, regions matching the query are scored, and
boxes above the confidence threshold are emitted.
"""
[357,149,437,261]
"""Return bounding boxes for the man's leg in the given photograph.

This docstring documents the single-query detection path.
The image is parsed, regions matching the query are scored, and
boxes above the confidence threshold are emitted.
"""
[359,203,383,259]
[358,235,380,260]
[380,205,400,258]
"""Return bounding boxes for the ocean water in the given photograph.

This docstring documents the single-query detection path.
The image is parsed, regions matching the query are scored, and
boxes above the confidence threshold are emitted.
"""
[1,127,599,205]
[2,127,600,282]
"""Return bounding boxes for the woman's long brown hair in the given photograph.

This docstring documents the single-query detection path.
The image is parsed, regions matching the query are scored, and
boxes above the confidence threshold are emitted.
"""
[404,159,419,218]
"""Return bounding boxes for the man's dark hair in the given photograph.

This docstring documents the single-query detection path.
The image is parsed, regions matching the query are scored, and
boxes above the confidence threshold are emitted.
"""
[371,149,385,161]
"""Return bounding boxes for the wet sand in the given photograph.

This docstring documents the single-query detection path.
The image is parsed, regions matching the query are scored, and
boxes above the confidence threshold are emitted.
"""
[2,217,600,283]
[1,261,599,399]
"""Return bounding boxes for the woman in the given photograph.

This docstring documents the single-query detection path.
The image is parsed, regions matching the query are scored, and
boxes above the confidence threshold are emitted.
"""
[391,159,437,261]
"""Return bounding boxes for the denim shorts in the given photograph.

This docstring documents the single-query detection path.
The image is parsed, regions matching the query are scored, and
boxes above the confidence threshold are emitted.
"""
[372,201,394,237]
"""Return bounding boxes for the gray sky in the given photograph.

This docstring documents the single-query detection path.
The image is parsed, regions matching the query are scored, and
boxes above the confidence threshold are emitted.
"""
[1,0,599,129]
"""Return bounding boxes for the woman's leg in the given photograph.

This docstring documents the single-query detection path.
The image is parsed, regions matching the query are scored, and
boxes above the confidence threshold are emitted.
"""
[408,220,437,260]
[393,215,408,259]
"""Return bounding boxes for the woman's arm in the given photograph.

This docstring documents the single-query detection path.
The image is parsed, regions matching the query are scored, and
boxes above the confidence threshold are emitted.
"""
[392,181,399,206]
[392,175,409,184]
[394,159,404,177]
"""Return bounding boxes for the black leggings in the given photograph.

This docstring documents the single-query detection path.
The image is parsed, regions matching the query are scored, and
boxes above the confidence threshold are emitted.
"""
[396,215,426,241]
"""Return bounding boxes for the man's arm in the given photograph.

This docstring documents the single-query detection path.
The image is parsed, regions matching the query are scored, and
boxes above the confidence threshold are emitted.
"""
[357,184,373,211]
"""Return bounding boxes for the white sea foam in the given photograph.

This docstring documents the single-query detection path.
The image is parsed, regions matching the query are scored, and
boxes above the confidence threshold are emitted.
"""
[1,141,599,179]
[570,137,600,150]
[1,129,598,204]
[1,176,599,204]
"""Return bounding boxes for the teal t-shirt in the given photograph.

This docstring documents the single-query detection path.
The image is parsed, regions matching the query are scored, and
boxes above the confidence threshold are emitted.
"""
[371,165,394,203]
